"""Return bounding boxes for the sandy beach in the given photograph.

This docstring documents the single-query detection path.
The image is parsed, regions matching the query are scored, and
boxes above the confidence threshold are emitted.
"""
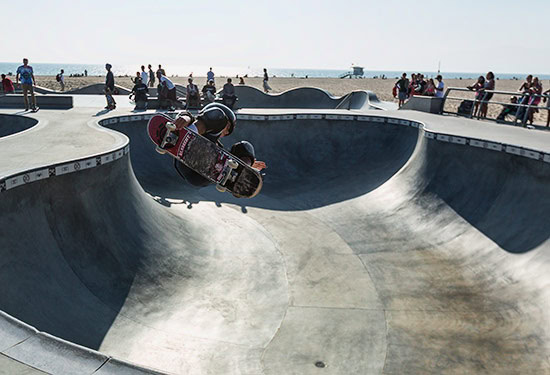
[21,75,550,126]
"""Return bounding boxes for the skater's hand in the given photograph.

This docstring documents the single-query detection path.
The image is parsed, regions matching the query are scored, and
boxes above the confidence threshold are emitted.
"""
[252,160,267,171]
[174,115,192,129]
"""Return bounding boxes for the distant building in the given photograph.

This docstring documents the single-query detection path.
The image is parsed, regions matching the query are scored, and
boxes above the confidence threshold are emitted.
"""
[340,66,364,79]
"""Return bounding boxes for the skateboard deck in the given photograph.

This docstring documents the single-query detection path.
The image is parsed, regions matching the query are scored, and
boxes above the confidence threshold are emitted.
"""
[147,114,262,198]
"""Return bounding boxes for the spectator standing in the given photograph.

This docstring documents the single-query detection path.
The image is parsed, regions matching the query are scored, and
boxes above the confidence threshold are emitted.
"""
[395,73,409,108]
[157,71,176,110]
[84,69,87,77]
[239,77,245,85]
[207,67,215,83]
[1,74,15,94]
[543,87,550,127]
[148,64,155,87]
[263,68,271,93]
[479,71,495,119]
[185,78,200,109]
[140,65,149,87]
[415,74,426,96]
[157,64,166,77]
[16,58,37,111]
[467,76,486,117]
[202,79,216,104]
[56,69,65,91]
[435,75,445,98]
[424,79,436,96]
[222,78,237,109]
[526,77,542,124]
[515,75,533,122]
[104,63,116,110]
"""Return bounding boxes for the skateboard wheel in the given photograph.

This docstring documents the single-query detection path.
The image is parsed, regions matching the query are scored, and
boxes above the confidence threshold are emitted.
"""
[166,122,176,131]
[155,146,167,154]
[216,184,226,193]
[228,159,239,169]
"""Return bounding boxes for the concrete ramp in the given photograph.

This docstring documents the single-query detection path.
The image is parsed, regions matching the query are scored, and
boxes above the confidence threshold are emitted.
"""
[0,107,549,374]
[232,86,396,110]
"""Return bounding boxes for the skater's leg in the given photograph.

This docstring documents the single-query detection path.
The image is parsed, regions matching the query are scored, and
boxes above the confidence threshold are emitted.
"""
[22,84,30,110]
[29,85,37,110]
[174,159,211,187]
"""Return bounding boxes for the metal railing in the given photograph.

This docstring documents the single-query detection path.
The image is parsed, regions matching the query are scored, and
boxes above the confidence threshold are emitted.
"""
[440,87,550,127]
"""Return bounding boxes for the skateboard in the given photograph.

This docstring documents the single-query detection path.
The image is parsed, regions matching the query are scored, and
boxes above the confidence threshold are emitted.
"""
[147,114,263,198]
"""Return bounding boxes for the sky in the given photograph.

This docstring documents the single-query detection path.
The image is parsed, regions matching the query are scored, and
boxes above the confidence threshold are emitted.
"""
[3,0,549,74]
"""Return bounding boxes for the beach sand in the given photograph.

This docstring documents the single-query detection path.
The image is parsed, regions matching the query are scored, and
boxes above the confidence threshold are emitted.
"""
[20,75,550,126]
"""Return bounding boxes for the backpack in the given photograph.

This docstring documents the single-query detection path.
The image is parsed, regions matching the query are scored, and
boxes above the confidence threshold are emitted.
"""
[457,100,473,116]
[55,74,61,82]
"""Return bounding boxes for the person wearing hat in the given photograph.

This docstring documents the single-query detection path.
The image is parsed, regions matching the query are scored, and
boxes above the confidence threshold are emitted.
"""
[201,79,217,104]
[170,103,266,188]
[185,77,200,109]
[104,63,116,110]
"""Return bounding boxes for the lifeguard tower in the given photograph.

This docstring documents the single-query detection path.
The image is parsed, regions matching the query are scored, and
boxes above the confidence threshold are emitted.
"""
[339,66,364,79]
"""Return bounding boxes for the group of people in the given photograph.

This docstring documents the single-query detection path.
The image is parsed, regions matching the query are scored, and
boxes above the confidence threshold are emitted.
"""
[126,65,241,111]
[513,75,549,126]
[468,73,550,126]
[394,73,445,107]
[466,71,496,119]
[184,71,238,110]
[125,64,177,110]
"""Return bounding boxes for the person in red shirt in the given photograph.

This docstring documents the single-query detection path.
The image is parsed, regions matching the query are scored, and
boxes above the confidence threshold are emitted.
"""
[1,74,15,94]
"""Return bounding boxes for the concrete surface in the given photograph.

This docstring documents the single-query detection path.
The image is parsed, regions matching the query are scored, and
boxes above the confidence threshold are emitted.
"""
[0,88,549,374]
[0,95,73,109]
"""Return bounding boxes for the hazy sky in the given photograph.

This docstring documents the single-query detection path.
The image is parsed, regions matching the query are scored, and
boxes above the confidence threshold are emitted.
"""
[4,0,549,74]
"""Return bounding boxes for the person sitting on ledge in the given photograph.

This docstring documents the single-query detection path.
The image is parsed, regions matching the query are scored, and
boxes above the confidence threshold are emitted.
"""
[202,79,216,105]
[221,78,237,109]
[1,74,15,94]
[130,77,148,110]
[185,78,200,109]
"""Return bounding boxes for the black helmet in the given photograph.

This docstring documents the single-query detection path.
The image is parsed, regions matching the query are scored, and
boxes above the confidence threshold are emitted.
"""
[201,102,236,134]
[230,141,255,165]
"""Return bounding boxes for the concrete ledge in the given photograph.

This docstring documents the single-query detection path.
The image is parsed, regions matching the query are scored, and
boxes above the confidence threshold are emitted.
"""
[401,96,444,113]
[0,95,73,109]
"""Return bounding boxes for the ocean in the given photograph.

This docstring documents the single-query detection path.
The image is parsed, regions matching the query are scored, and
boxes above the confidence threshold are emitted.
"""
[1,62,549,81]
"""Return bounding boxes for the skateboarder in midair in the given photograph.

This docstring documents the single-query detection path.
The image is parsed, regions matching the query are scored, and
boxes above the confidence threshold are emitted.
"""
[172,103,266,187]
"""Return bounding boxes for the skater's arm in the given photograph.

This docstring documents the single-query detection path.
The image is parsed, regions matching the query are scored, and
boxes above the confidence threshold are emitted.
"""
[174,112,202,132]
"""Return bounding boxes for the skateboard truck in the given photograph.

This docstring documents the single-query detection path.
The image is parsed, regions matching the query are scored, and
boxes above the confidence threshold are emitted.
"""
[215,159,239,192]
[156,122,179,154]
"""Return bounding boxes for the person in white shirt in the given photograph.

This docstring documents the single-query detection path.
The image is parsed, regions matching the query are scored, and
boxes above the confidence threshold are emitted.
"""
[140,65,149,87]
[435,75,445,98]
[157,72,177,109]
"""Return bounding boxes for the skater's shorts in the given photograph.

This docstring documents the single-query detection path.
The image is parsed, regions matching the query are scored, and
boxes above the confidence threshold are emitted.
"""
[398,91,407,101]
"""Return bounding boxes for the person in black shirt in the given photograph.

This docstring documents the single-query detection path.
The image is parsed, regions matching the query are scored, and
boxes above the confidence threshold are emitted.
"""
[104,63,116,110]
[221,78,237,109]
[202,79,216,104]
[130,77,148,110]
[263,68,271,93]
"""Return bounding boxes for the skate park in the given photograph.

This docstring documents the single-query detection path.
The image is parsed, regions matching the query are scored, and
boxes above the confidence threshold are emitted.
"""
[0,87,549,375]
